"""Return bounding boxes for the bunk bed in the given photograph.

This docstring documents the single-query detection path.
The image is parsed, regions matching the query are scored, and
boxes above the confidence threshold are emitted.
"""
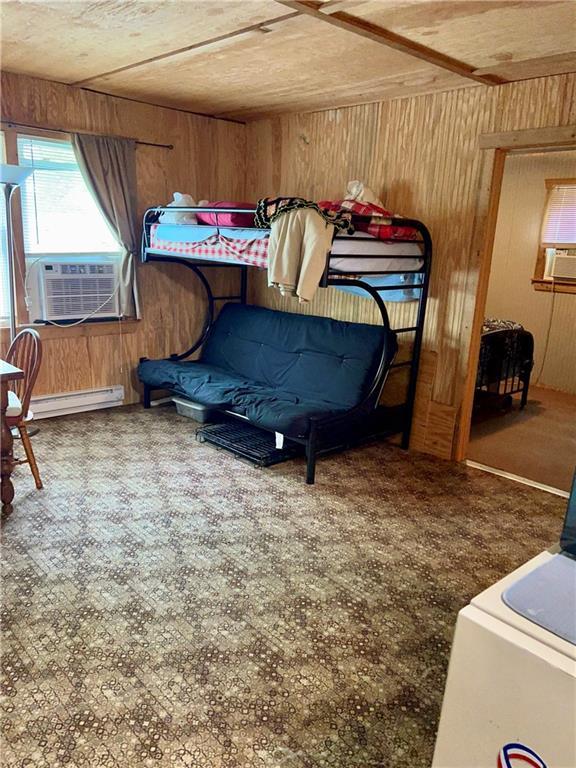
[138,203,432,483]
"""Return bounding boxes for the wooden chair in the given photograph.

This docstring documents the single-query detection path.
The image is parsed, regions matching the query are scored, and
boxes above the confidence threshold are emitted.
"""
[5,329,43,490]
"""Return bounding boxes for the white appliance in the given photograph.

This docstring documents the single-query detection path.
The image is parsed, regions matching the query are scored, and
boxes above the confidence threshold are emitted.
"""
[433,549,576,768]
[550,250,576,281]
[27,254,121,322]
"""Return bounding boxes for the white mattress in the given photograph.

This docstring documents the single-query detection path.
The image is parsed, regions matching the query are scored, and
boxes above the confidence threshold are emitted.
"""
[330,237,423,272]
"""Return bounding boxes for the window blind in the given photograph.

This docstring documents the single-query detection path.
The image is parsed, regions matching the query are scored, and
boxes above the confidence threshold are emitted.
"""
[541,183,576,247]
[17,135,120,255]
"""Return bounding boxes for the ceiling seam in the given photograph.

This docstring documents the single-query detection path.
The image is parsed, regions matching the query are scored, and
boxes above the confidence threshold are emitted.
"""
[70,11,300,86]
[275,0,507,87]
[77,86,247,125]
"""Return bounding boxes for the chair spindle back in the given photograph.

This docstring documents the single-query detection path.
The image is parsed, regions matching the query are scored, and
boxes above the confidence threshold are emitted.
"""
[6,329,42,417]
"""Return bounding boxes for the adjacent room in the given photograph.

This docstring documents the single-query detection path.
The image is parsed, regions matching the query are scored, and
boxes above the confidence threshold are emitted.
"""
[467,149,576,494]
[1,2,575,767]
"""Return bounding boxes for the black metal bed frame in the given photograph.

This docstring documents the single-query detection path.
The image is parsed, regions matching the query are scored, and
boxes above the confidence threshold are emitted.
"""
[139,205,432,483]
[475,327,534,411]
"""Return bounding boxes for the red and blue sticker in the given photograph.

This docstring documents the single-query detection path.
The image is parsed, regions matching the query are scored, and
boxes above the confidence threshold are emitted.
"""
[498,743,547,768]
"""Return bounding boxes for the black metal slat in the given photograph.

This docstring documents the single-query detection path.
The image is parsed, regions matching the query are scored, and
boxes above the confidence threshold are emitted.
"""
[376,284,423,291]
[331,271,425,278]
[197,421,302,467]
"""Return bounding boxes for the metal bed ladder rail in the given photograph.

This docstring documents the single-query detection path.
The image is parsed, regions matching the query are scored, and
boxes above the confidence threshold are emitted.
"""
[140,205,250,365]
[325,217,432,450]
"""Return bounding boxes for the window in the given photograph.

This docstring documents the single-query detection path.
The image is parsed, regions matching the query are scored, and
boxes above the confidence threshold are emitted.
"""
[541,180,576,248]
[0,131,10,324]
[17,135,120,257]
[534,178,576,293]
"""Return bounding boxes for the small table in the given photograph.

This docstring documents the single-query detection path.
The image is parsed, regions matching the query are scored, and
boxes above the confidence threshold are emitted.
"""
[1,359,24,514]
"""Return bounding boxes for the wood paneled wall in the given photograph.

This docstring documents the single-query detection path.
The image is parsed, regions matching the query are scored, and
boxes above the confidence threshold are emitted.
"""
[0,72,245,403]
[245,74,576,458]
[3,70,574,460]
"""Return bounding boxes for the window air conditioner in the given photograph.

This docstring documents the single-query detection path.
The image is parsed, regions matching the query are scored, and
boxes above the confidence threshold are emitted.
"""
[550,251,576,282]
[28,255,121,322]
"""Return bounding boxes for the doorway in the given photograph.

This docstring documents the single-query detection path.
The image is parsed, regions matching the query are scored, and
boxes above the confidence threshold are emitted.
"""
[466,148,576,493]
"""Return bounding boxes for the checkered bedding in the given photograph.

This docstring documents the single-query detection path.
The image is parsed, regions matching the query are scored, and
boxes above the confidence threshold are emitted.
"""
[149,224,269,268]
[318,199,419,241]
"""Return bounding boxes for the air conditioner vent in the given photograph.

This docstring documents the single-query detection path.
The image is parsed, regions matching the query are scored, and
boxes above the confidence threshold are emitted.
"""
[551,251,576,281]
[29,256,121,322]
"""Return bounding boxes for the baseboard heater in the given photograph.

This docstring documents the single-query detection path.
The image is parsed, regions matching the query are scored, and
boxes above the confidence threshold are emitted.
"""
[31,385,125,419]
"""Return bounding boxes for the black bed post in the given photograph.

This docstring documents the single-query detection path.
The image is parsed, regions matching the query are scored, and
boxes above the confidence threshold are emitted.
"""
[521,370,531,409]
[139,356,152,409]
[306,420,318,485]
[401,225,432,450]
[240,265,248,304]
[143,384,152,409]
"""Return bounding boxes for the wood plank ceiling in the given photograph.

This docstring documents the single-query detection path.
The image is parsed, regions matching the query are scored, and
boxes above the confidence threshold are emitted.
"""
[1,0,575,120]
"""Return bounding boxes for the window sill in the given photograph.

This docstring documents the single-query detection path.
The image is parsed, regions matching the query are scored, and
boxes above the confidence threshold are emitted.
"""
[531,278,576,295]
[1,318,140,342]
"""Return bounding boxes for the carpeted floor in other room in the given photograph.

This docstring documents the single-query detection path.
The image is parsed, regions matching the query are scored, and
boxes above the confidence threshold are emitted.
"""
[1,405,566,768]
[468,385,576,492]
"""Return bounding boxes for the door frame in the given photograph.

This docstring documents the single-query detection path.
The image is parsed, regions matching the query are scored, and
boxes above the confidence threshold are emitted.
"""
[453,124,576,462]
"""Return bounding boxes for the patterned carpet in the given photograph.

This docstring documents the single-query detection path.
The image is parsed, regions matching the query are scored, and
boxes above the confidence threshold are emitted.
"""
[1,405,565,768]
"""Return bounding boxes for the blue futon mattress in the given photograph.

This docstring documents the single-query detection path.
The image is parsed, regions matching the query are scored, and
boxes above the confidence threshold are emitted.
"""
[138,304,396,438]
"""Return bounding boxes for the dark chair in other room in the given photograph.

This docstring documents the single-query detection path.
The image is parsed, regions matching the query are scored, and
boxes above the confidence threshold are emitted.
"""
[5,328,43,489]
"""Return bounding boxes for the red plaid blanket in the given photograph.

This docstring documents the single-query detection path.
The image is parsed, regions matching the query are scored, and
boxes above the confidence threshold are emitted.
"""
[318,199,418,241]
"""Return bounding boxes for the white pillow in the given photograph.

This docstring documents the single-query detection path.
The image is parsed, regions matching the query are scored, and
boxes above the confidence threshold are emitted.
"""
[345,180,384,208]
[160,192,198,224]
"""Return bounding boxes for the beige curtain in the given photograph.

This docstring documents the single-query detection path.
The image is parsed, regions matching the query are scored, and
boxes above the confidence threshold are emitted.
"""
[72,134,141,318]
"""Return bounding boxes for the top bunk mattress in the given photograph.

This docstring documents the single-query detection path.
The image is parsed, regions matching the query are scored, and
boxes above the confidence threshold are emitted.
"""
[148,223,269,267]
[148,223,424,272]
[330,232,423,272]
[152,223,267,243]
